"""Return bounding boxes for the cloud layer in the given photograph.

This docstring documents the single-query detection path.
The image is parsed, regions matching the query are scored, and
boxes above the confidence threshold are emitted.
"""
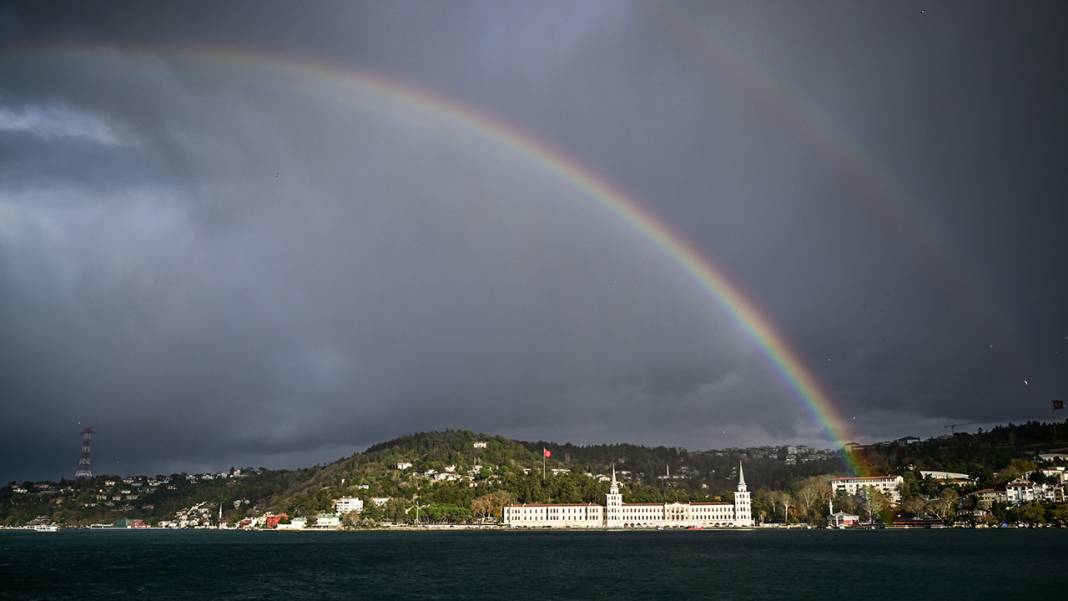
[1,1,1066,480]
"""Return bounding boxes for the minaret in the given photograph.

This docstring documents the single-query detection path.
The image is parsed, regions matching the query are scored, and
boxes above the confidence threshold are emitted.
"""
[733,461,753,527]
[605,464,622,528]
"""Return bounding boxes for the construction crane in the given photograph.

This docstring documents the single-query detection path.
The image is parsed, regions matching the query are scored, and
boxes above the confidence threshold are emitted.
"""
[943,422,978,434]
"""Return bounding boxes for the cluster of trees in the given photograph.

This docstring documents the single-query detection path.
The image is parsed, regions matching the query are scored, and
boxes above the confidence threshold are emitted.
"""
[854,421,1066,490]
[6,421,1067,527]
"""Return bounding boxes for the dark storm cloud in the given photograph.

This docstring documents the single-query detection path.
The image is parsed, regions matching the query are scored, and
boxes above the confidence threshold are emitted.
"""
[1,1,1066,481]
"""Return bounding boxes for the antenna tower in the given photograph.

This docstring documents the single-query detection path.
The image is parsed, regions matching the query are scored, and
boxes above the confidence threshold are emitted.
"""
[74,426,94,480]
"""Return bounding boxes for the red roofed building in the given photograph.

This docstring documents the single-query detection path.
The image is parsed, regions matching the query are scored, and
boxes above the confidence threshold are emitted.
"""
[264,513,289,529]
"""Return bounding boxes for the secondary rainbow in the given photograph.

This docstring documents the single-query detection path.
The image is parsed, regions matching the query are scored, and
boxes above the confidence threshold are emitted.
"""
[2,44,868,474]
[655,5,1028,375]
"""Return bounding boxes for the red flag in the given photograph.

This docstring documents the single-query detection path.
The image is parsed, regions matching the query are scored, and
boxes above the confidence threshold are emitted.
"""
[543,448,552,458]
[1053,400,1065,410]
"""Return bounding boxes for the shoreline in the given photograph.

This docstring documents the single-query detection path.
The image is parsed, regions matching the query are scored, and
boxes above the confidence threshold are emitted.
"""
[4,524,1063,533]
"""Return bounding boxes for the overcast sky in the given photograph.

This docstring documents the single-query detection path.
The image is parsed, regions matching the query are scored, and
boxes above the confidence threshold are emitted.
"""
[2,1,1066,481]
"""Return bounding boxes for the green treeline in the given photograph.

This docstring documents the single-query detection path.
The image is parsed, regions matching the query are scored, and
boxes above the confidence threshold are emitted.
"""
[2,421,1066,527]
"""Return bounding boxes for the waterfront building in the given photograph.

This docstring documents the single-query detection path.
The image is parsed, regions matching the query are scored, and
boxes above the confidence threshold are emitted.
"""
[315,513,341,528]
[503,463,753,528]
[828,511,860,528]
[826,498,860,528]
[277,517,306,530]
[333,497,364,514]
[829,475,904,503]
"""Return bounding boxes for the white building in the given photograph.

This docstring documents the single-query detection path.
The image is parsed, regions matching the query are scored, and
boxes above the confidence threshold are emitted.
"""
[919,470,970,481]
[315,513,342,529]
[830,475,905,503]
[277,517,306,530]
[503,464,753,529]
[919,471,972,487]
[333,497,364,514]
[396,462,412,470]
[828,511,860,528]
[370,496,392,507]
[472,441,488,449]
[1005,479,1065,505]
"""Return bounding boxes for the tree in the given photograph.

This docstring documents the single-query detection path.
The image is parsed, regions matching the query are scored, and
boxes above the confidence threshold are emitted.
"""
[995,459,1037,485]
[793,476,832,524]
[1014,502,1046,525]
[900,495,927,517]
[471,490,512,521]
[765,490,794,523]
[1047,503,1068,526]
[928,488,958,520]
[862,489,892,524]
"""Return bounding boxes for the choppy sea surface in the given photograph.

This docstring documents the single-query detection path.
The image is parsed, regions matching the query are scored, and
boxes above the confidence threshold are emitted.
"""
[1,529,1065,600]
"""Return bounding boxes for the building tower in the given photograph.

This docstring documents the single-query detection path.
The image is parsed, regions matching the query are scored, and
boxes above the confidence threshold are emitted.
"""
[733,461,752,526]
[74,426,94,480]
[605,464,623,528]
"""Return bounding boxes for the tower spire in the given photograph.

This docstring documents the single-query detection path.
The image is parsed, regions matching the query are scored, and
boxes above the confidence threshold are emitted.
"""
[74,426,93,480]
[737,461,746,487]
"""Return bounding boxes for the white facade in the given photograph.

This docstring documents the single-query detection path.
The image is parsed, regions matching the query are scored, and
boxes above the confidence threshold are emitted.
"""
[277,517,306,530]
[919,470,970,481]
[315,514,342,528]
[472,441,488,449]
[830,475,904,503]
[503,463,753,528]
[333,497,364,514]
[1005,479,1065,505]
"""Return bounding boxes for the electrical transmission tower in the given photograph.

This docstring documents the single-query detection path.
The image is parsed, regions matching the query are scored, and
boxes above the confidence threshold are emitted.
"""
[74,426,94,480]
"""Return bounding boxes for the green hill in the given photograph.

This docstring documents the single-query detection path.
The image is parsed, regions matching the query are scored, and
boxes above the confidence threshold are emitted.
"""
[3,421,1065,527]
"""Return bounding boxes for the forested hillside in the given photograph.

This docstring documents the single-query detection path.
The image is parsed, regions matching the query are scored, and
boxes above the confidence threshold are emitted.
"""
[3,421,1065,527]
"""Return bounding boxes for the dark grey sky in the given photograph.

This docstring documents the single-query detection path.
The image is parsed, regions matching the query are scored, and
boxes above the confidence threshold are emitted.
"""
[2,1,1066,481]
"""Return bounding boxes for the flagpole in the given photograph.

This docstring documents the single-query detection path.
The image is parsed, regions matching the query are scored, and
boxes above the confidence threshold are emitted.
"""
[542,450,546,480]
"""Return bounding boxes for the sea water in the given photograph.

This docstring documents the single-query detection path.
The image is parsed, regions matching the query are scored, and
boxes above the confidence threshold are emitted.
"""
[1,529,1064,600]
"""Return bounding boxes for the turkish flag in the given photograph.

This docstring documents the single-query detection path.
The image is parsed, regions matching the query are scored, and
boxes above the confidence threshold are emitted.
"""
[543,448,552,458]
[1053,400,1065,410]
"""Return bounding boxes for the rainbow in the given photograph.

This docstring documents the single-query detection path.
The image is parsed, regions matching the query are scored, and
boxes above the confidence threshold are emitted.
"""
[654,5,1027,375]
[2,43,867,474]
